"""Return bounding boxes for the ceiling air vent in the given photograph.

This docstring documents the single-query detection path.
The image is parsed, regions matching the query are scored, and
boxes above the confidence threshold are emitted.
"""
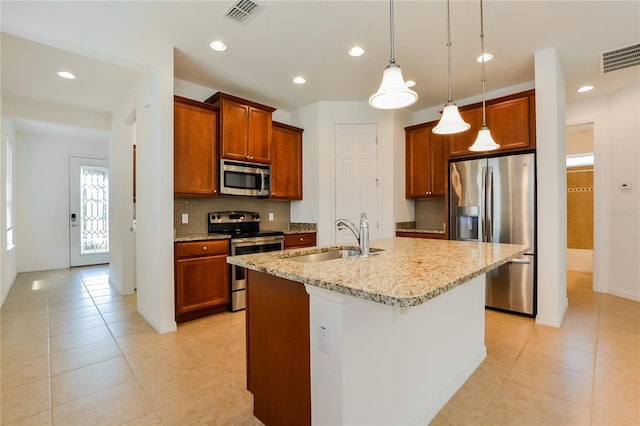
[224,0,263,24]
[602,43,640,73]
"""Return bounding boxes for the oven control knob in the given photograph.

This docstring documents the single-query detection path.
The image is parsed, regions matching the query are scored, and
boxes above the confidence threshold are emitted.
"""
[217,214,221,220]
[253,214,260,220]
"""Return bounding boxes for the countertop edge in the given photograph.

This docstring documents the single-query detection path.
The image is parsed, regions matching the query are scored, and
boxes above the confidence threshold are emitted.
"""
[227,242,528,307]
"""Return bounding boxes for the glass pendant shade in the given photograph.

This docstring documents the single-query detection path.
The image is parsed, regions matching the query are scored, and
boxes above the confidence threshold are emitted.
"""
[469,125,500,151]
[369,62,418,110]
[432,103,471,134]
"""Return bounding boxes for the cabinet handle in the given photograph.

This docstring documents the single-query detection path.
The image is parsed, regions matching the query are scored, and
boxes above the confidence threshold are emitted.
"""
[203,246,207,250]
[299,238,304,241]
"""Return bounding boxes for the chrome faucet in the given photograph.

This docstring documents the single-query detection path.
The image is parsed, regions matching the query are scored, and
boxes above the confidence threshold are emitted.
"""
[335,213,370,257]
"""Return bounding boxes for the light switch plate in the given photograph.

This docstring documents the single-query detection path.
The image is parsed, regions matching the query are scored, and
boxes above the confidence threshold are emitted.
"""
[181,213,188,224]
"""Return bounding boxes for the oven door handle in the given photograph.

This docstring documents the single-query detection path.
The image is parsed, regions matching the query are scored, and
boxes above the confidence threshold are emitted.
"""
[231,236,285,250]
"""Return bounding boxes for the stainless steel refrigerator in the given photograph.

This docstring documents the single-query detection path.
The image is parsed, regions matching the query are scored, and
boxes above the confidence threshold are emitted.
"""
[449,153,536,316]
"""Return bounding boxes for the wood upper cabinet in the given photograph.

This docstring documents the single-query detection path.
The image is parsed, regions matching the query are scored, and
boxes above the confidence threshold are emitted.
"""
[174,240,230,323]
[485,96,532,152]
[174,96,218,195]
[448,90,536,159]
[271,122,303,200]
[405,121,448,198]
[205,92,276,164]
[447,108,483,158]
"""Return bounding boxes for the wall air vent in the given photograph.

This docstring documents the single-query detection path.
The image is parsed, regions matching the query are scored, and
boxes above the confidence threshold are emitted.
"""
[601,43,640,73]
[224,0,263,24]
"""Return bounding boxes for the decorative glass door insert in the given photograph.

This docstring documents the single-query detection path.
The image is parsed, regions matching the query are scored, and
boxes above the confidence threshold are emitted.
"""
[80,164,109,254]
[69,157,110,266]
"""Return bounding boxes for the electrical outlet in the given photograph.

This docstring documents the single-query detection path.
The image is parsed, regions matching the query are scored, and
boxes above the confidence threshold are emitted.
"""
[319,324,330,354]
[181,213,188,224]
[268,213,274,221]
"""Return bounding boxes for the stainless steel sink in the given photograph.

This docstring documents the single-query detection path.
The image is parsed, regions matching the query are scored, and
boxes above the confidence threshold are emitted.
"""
[287,248,381,263]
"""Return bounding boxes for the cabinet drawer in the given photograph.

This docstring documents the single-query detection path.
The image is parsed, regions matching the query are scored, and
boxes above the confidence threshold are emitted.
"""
[175,240,229,258]
[395,231,446,240]
[284,233,317,249]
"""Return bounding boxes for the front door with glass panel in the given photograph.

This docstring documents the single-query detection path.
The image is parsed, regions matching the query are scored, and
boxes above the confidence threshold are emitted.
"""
[69,156,110,266]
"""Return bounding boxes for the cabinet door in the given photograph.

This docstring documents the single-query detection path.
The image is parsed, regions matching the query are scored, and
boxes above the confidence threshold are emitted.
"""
[405,125,430,198]
[429,133,448,196]
[272,123,303,199]
[248,107,273,164]
[220,99,250,161]
[175,255,229,316]
[447,108,483,158]
[174,100,218,195]
[487,96,530,151]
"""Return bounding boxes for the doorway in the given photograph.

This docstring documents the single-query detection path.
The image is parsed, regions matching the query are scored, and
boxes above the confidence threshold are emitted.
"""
[565,123,594,273]
[334,124,379,244]
[69,156,110,266]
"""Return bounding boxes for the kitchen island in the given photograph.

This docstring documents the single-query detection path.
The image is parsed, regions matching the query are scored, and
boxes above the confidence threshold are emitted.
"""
[227,237,528,425]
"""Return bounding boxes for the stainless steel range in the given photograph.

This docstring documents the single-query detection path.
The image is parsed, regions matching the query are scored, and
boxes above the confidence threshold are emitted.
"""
[208,211,284,311]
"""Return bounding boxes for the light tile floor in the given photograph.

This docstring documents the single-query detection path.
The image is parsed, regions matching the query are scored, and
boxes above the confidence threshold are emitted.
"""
[1,267,638,425]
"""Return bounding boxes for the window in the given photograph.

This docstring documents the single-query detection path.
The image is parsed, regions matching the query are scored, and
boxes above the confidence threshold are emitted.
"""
[6,137,14,249]
[566,153,594,168]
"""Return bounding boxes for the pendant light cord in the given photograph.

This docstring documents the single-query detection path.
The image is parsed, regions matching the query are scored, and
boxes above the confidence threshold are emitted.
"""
[480,0,487,126]
[446,0,453,103]
[389,0,395,63]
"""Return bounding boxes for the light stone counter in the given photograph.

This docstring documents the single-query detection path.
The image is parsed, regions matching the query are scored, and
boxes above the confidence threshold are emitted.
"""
[227,237,528,307]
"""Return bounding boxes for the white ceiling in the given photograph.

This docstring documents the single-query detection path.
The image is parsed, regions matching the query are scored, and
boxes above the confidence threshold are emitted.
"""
[1,0,639,120]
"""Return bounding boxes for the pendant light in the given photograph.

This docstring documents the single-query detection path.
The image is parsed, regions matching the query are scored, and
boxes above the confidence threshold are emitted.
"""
[469,0,500,152]
[369,0,418,110]
[433,0,470,135]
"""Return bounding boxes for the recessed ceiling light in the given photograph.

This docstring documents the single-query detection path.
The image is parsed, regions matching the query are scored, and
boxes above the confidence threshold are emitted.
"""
[577,85,594,93]
[405,80,416,88]
[57,71,76,79]
[209,40,228,52]
[348,46,365,57]
[292,76,306,85]
[476,53,494,63]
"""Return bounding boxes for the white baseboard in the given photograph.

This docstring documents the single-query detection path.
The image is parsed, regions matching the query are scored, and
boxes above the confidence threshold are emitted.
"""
[608,288,640,302]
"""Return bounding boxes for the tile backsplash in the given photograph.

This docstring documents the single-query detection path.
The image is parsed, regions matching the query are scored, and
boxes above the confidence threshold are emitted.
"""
[174,196,291,236]
[415,198,447,231]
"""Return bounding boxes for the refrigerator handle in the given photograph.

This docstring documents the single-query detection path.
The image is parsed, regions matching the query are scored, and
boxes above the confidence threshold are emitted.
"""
[486,166,493,243]
[481,167,487,242]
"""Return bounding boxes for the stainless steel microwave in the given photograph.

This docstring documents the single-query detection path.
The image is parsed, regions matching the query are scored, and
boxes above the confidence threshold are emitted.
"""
[220,160,271,197]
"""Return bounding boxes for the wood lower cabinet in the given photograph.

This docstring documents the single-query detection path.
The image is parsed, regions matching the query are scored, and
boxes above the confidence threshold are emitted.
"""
[448,90,536,158]
[405,121,448,198]
[271,122,303,200]
[174,96,219,195]
[284,232,317,249]
[246,270,311,426]
[174,240,230,323]
[205,92,276,164]
[395,231,446,240]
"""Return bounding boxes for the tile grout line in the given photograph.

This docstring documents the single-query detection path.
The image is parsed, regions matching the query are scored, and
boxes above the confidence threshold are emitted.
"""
[589,290,602,425]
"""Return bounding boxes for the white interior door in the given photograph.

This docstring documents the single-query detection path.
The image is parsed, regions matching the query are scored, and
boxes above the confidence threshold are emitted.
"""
[69,156,110,266]
[335,124,379,244]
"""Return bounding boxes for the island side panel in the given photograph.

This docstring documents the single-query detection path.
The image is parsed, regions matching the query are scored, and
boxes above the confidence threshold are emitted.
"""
[306,275,487,425]
[246,269,311,426]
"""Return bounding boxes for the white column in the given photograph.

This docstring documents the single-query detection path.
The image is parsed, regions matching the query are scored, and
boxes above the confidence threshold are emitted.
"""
[534,47,568,327]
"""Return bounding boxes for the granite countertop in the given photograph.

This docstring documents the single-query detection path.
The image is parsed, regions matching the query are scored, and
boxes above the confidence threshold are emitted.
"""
[395,228,446,235]
[174,233,232,242]
[227,238,528,307]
